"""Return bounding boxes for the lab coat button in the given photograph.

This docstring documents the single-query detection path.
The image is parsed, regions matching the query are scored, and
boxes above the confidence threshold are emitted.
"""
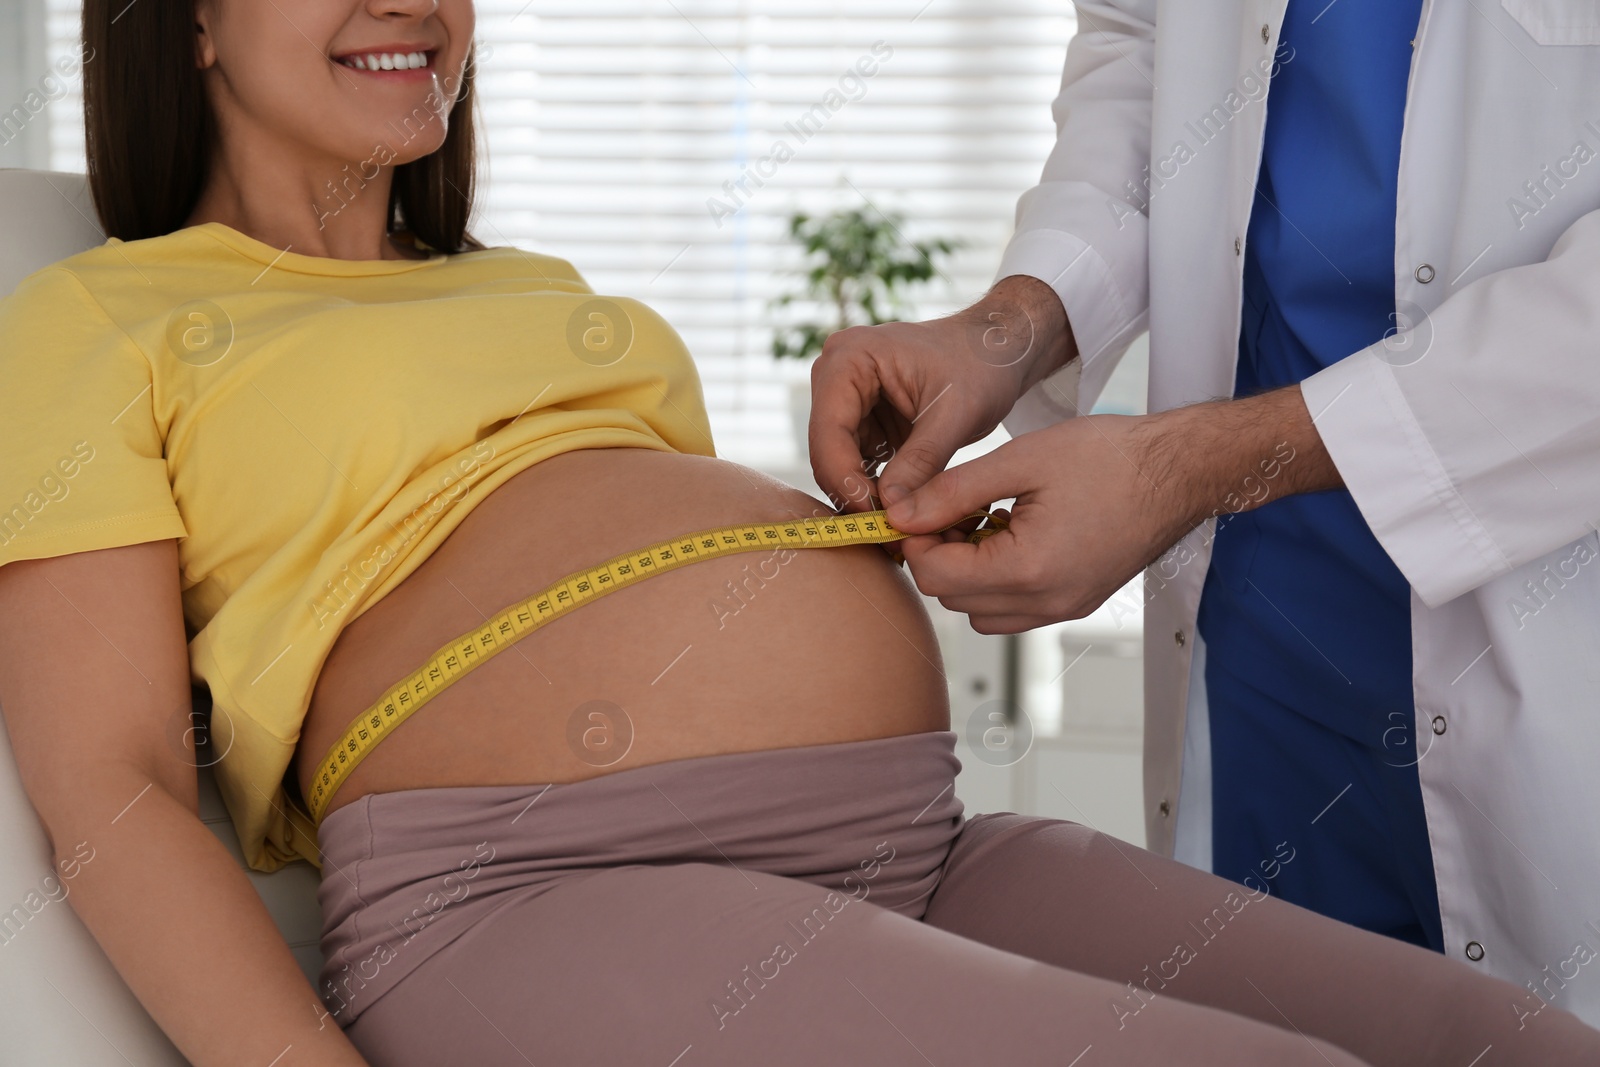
[1159,799,1171,818]
[1466,941,1486,961]
[1235,237,1242,255]
[1261,24,1270,42]
[1432,715,1447,735]
[1175,629,1186,648]
[1414,263,1436,283]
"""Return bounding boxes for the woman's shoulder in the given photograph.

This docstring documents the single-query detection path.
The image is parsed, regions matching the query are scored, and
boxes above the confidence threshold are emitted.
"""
[0,229,243,362]
[9,225,237,305]
[0,248,129,326]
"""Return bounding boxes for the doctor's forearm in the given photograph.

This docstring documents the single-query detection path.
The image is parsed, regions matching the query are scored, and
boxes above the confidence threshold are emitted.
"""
[973,274,1079,395]
[1141,384,1344,530]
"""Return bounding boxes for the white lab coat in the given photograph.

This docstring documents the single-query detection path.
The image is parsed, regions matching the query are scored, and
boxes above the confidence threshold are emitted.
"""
[997,0,1600,1025]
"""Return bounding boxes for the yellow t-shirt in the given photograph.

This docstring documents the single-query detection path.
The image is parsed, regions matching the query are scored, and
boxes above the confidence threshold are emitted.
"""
[0,222,716,872]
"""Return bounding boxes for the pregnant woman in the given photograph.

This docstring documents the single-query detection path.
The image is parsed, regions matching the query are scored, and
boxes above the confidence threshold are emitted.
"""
[0,2,1594,1066]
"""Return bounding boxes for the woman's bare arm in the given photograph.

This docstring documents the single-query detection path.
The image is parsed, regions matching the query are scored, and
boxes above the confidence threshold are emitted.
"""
[0,539,367,1067]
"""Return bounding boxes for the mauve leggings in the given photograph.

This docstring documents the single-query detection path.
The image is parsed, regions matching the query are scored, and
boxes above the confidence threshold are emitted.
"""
[314,730,1599,1066]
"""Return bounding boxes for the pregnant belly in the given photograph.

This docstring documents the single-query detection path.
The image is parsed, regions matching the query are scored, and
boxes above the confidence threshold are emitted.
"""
[294,447,950,822]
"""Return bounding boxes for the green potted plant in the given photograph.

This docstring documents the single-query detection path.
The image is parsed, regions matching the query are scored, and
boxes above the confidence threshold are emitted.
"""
[770,206,960,457]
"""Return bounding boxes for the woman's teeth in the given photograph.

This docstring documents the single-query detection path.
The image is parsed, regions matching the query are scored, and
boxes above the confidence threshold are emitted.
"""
[338,52,430,71]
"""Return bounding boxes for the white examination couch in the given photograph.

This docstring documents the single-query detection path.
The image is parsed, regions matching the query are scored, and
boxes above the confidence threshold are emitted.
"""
[0,168,324,1065]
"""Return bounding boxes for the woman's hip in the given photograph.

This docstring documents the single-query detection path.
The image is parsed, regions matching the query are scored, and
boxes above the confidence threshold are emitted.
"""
[314,728,966,1027]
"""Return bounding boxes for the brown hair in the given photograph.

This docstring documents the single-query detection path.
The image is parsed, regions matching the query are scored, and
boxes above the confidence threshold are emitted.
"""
[81,1,487,253]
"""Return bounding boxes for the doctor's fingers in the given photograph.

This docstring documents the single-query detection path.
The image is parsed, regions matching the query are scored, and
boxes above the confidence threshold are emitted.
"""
[958,611,1059,636]
[900,536,1107,619]
[823,407,907,512]
[812,322,1004,511]
[809,338,917,512]
[858,402,914,476]
[901,534,1052,599]
[934,587,1091,624]
[872,384,991,506]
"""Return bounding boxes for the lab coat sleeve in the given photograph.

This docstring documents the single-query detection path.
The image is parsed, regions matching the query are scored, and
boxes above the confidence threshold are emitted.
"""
[998,0,1156,439]
[1299,207,1600,608]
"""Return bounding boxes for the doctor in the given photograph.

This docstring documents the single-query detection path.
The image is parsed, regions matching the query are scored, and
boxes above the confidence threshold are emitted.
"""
[809,0,1600,1027]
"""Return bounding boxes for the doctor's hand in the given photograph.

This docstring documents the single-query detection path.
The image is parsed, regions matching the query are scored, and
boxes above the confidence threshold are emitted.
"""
[808,275,1077,514]
[883,386,1344,634]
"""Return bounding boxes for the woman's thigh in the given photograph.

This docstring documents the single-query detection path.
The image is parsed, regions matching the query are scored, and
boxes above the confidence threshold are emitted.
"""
[923,813,1600,1067]
[342,861,1365,1067]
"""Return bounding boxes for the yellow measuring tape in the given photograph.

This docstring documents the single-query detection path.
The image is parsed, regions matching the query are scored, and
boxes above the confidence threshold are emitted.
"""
[305,506,1008,824]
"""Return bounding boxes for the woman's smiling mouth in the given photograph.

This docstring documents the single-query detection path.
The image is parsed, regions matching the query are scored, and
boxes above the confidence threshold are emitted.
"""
[332,46,438,79]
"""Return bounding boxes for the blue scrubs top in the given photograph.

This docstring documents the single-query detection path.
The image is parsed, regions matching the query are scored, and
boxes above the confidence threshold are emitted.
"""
[1195,0,1443,951]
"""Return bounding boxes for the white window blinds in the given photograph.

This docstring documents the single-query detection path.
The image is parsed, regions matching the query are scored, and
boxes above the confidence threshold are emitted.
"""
[44,1,1076,464]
